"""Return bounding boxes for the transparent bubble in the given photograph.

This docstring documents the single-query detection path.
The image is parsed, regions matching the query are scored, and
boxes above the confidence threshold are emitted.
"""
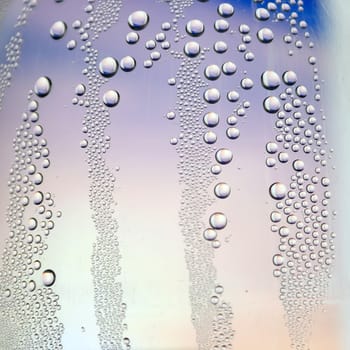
[103,90,120,107]
[203,131,217,144]
[263,96,281,113]
[266,142,278,154]
[203,112,219,127]
[214,19,230,32]
[269,182,287,200]
[128,11,149,30]
[222,61,237,75]
[34,77,52,97]
[50,21,67,40]
[257,28,274,43]
[209,212,227,230]
[204,88,220,104]
[186,19,205,36]
[184,41,201,57]
[126,32,139,44]
[203,228,217,241]
[204,64,221,80]
[282,70,297,85]
[42,269,56,287]
[273,254,284,266]
[261,71,280,90]
[120,56,136,72]
[214,183,231,198]
[217,3,234,17]
[226,127,240,139]
[98,57,118,78]
[215,148,233,164]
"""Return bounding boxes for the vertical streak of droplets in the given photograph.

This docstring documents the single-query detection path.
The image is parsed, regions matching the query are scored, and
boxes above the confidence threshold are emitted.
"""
[76,1,127,349]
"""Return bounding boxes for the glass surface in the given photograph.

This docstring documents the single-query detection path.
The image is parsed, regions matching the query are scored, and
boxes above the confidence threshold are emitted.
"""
[0,1,349,349]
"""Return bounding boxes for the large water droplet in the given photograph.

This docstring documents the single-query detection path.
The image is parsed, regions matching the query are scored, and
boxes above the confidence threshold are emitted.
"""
[215,148,233,165]
[34,77,52,97]
[261,71,280,90]
[222,61,237,75]
[214,183,231,199]
[204,64,221,80]
[217,3,234,17]
[128,11,149,30]
[186,19,205,36]
[269,182,287,200]
[204,88,220,104]
[103,90,120,107]
[99,57,118,78]
[282,70,297,85]
[209,212,227,230]
[42,269,56,287]
[50,21,67,40]
[120,56,136,72]
[184,41,201,57]
[203,112,219,127]
[257,28,274,43]
[255,8,270,20]
[263,96,281,113]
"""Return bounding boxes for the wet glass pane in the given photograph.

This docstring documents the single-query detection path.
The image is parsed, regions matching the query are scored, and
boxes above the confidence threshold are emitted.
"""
[0,1,348,349]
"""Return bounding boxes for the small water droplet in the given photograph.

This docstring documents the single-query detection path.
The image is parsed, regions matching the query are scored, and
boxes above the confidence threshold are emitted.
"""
[184,41,201,57]
[263,96,281,113]
[204,88,220,104]
[34,77,52,97]
[186,19,205,36]
[98,57,118,78]
[204,65,221,80]
[273,254,284,266]
[203,228,217,241]
[120,56,136,72]
[261,71,280,90]
[215,148,233,165]
[269,182,287,200]
[257,27,274,43]
[214,183,231,198]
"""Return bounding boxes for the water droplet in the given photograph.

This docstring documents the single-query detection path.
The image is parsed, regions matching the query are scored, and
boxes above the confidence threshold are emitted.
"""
[222,61,237,75]
[255,8,270,20]
[296,85,308,97]
[214,19,230,32]
[184,41,201,57]
[209,212,227,230]
[261,71,280,90]
[226,127,240,139]
[126,32,139,44]
[203,132,217,144]
[50,21,67,40]
[203,112,219,127]
[269,182,287,200]
[128,11,149,30]
[214,183,231,199]
[215,148,233,165]
[75,83,86,96]
[282,70,297,85]
[240,78,254,89]
[98,57,118,78]
[211,295,219,304]
[166,111,176,120]
[67,39,77,50]
[28,217,38,230]
[33,191,44,205]
[204,65,221,80]
[42,269,56,287]
[211,165,222,175]
[293,159,305,171]
[34,77,52,97]
[186,19,205,36]
[266,142,278,154]
[227,90,239,102]
[103,90,120,107]
[257,28,274,43]
[273,254,284,266]
[217,3,234,17]
[263,96,281,113]
[203,228,217,241]
[204,88,220,104]
[213,40,228,53]
[120,56,136,72]
[215,284,224,294]
[80,139,88,148]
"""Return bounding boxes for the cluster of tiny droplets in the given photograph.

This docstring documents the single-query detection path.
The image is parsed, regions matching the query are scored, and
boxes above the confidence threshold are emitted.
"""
[253,1,335,349]
[0,77,63,350]
[50,1,128,349]
[15,0,38,28]
[0,33,22,111]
